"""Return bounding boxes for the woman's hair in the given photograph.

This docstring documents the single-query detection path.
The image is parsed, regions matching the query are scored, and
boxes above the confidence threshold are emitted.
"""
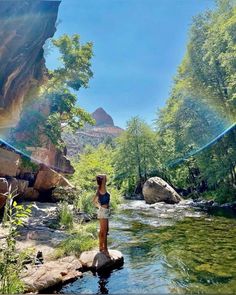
[96,175,103,189]
[96,175,107,191]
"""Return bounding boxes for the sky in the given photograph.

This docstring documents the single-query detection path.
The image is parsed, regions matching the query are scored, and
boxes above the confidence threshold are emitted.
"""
[46,0,215,129]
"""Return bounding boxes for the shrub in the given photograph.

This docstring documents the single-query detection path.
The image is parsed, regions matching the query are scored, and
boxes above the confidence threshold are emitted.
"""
[54,221,97,258]
[58,201,73,229]
[75,190,97,216]
[0,182,32,294]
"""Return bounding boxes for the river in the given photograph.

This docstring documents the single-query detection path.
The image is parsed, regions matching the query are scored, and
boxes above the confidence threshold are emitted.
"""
[60,200,236,294]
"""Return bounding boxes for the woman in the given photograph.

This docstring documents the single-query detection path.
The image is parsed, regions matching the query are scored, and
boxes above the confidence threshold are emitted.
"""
[93,174,111,256]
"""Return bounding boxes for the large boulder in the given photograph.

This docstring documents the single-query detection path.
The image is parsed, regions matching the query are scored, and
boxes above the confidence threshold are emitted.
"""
[79,249,124,271]
[34,166,74,191]
[0,148,21,177]
[143,177,182,204]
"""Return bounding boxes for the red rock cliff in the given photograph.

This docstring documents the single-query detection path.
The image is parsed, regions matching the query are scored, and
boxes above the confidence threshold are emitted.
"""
[0,0,60,128]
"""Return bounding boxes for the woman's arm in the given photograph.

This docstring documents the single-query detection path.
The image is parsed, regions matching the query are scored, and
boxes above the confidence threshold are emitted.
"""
[93,191,100,208]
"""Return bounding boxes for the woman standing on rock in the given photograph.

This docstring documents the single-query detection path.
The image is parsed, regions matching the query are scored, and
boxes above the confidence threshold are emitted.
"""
[93,174,111,256]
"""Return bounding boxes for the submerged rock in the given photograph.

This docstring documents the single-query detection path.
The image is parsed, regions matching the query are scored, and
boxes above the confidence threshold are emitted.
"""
[79,249,124,271]
[143,177,182,204]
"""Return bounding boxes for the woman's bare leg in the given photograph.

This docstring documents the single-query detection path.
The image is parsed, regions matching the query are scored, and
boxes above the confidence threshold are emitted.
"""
[107,220,109,235]
[99,219,109,254]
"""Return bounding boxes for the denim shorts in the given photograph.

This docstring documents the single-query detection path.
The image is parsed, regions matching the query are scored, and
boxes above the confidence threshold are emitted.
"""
[97,207,111,219]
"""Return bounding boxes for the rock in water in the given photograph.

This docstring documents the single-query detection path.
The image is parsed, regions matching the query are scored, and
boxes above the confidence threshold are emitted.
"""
[143,177,182,204]
[79,249,124,271]
[21,256,83,293]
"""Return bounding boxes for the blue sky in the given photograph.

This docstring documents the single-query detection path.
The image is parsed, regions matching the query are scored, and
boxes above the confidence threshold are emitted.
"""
[46,0,215,129]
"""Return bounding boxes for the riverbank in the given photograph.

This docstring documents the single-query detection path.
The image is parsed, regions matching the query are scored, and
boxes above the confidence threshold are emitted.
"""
[0,202,124,293]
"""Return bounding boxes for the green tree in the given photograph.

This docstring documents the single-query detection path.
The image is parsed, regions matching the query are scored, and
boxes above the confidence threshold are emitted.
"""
[114,117,158,195]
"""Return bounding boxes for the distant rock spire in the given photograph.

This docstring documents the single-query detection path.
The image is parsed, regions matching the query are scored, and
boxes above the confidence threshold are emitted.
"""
[92,107,114,127]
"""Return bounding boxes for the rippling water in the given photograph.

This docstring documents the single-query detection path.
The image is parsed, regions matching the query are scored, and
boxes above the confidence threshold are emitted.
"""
[60,200,236,294]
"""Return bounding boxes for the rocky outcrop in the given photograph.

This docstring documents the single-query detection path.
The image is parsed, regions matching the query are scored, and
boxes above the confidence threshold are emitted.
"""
[34,165,74,192]
[0,0,60,128]
[21,256,83,293]
[0,1,75,195]
[26,140,74,174]
[143,177,182,204]
[0,159,74,205]
[92,107,114,127]
[21,250,124,293]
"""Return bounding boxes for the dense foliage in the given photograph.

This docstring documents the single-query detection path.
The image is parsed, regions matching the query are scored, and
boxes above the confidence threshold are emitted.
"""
[154,0,236,202]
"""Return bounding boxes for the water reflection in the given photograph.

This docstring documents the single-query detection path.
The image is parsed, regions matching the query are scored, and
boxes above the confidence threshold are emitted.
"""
[97,270,111,294]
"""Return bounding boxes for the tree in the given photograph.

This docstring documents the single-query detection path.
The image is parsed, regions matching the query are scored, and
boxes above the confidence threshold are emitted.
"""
[114,117,158,195]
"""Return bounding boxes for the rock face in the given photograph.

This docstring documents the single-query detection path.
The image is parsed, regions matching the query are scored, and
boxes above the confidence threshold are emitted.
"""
[143,177,182,204]
[79,250,124,271]
[0,0,60,128]
[92,107,114,127]
[0,1,74,192]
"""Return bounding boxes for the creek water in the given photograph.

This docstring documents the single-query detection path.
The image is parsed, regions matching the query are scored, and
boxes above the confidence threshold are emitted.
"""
[60,200,236,294]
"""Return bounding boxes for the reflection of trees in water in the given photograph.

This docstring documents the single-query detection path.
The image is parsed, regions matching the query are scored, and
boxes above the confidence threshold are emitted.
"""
[157,217,236,294]
[122,220,163,266]
[116,212,236,294]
